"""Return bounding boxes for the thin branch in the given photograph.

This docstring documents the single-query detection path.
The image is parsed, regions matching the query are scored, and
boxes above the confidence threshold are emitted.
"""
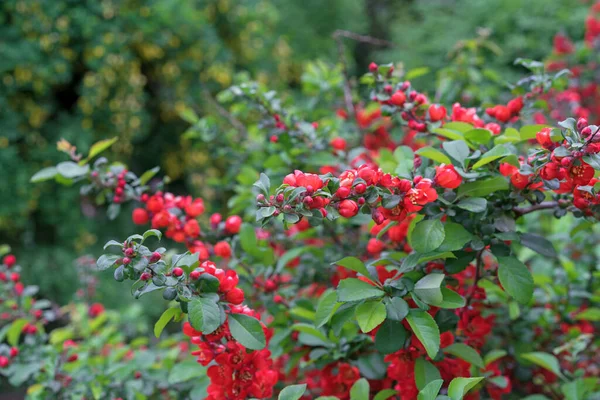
[323,222,343,248]
[333,35,356,119]
[513,201,559,217]
[465,250,484,307]
[201,88,248,139]
[332,30,395,118]
[332,30,395,47]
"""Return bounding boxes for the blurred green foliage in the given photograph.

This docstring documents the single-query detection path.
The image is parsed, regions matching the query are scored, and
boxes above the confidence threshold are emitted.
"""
[0,0,592,308]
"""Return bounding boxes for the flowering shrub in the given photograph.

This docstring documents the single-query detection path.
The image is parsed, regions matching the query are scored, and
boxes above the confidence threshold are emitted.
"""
[3,2,600,399]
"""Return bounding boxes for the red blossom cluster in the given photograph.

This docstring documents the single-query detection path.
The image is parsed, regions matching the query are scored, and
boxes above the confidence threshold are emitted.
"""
[132,192,242,258]
[545,3,600,124]
[499,119,600,213]
[303,362,362,399]
[271,162,462,228]
[0,254,47,369]
[183,307,277,400]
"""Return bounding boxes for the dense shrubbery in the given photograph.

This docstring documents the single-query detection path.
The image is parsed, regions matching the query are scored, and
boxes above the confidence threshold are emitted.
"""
[2,1,600,400]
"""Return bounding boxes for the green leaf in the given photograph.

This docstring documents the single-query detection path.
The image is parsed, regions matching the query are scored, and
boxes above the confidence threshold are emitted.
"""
[405,66,430,79]
[9,363,41,386]
[228,313,266,350]
[418,379,444,400]
[374,389,398,400]
[239,223,259,256]
[30,167,58,183]
[497,256,534,305]
[520,124,551,140]
[154,307,180,338]
[495,127,521,144]
[56,161,90,178]
[385,297,409,321]
[456,198,487,213]
[432,127,464,141]
[355,300,387,333]
[276,246,314,273]
[253,172,271,195]
[414,273,445,304]
[414,358,442,390]
[333,257,372,279]
[520,233,557,257]
[448,377,484,400]
[438,223,473,252]
[472,144,512,169]
[464,129,492,145]
[314,291,340,328]
[337,278,385,302]
[138,166,160,185]
[394,146,415,178]
[8,319,28,347]
[575,308,600,321]
[444,343,484,368]
[429,288,465,309]
[49,327,74,345]
[444,122,473,133]
[521,352,564,379]
[406,310,440,359]
[375,319,407,354]
[561,379,586,400]
[416,147,452,164]
[95,254,120,271]
[349,378,370,400]
[484,350,507,366]
[442,140,470,166]
[457,176,508,197]
[167,360,206,384]
[411,219,445,253]
[291,323,329,343]
[278,384,307,400]
[143,229,162,242]
[188,298,221,335]
[84,137,118,162]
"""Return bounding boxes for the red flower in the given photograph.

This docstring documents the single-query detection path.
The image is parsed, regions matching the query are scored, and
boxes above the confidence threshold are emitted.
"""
[214,241,232,258]
[184,219,201,238]
[146,195,164,213]
[367,238,385,254]
[185,199,205,217]
[435,164,462,189]
[3,255,16,268]
[569,161,594,186]
[226,287,245,305]
[390,91,406,107]
[510,172,531,189]
[132,208,149,225]
[338,200,359,218]
[405,179,438,210]
[283,170,324,190]
[507,97,524,115]
[330,137,347,151]
[540,162,559,180]
[429,104,447,122]
[536,128,554,149]
[88,303,105,318]
[225,215,242,234]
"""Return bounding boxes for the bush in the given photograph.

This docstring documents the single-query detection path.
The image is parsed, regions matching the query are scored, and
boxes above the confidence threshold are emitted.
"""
[1,1,600,400]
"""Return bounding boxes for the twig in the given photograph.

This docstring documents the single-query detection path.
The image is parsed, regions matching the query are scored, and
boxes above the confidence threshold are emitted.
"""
[323,222,343,248]
[332,30,395,118]
[465,250,484,307]
[332,30,395,47]
[513,201,559,217]
[201,88,248,139]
